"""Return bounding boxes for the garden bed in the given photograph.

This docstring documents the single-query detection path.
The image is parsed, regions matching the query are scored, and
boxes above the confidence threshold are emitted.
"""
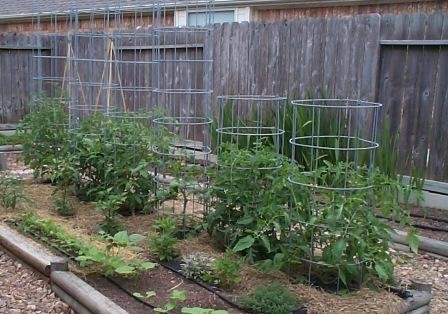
[388,206,448,242]
[0,181,414,314]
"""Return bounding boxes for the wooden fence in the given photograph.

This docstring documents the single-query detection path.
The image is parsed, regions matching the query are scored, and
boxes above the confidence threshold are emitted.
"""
[0,12,447,182]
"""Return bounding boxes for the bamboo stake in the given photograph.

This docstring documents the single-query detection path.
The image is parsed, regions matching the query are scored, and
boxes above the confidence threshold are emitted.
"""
[110,40,128,113]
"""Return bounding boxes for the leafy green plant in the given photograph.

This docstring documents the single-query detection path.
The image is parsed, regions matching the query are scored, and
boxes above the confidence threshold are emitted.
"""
[49,156,79,216]
[154,289,187,313]
[207,143,293,262]
[133,290,157,299]
[52,194,75,216]
[149,217,179,262]
[72,113,157,214]
[95,190,127,235]
[15,212,156,277]
[213,252,241,289]
[0,133,26,146]
[180,253,215,280]
[181,308,228,314]
[288,161,419,287]
[153,216,177,234]
[0,174,29,209]
[152,153,208,238]
[17,96,69,178]
[239,283,299,314]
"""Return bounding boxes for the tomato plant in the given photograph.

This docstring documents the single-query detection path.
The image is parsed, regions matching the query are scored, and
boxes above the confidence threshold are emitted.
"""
[207,143,293,262]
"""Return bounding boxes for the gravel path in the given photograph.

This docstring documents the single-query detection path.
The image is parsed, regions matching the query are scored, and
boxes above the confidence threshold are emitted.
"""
[0,249,70,314]
[394,251,448,313]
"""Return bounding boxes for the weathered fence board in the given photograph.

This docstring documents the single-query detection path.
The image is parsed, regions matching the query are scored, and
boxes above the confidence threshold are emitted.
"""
[0,12,447,181]
[378,13,448,182]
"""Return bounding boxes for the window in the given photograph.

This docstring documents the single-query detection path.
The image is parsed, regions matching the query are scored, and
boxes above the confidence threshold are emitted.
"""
[187,10,235,26]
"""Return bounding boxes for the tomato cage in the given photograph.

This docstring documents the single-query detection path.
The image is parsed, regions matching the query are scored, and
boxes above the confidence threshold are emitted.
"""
[287,99,382,291]
[151,0,215,239]
[207,95,287,249]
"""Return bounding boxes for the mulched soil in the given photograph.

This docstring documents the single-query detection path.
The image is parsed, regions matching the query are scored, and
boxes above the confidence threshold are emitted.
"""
[0,248,70,314]
[394,250,448,313]
[0,182,409,314]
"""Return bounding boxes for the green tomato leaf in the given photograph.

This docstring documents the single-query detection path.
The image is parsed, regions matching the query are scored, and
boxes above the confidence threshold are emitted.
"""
[374,263,390,281]
[332,238,346,260]
[259,234,271,253]
[236,216,254,225]
[232,235,255,252]
[407,229,420,254]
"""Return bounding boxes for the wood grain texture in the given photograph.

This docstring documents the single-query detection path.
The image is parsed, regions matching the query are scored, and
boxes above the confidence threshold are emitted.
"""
[0,13,447,181]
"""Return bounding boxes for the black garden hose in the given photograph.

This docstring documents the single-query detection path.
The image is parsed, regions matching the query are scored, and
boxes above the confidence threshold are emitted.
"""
[376,215,448,233]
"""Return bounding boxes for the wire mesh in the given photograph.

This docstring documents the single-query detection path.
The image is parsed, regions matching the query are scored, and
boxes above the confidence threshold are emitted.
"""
[287,99,382,291]
[151,1,215,235]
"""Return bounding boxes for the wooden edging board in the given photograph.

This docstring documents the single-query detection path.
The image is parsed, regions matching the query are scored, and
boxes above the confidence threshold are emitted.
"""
[0,224,129,314]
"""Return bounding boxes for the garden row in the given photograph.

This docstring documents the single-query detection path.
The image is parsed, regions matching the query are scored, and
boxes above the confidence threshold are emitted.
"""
[0,96,425,313]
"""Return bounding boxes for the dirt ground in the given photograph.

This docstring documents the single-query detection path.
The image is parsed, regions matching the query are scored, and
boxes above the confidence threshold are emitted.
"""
[0,181,412,314]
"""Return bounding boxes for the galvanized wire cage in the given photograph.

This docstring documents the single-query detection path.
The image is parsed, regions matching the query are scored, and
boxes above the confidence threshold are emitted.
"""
[288,99,382,291]
[151,1,215,235]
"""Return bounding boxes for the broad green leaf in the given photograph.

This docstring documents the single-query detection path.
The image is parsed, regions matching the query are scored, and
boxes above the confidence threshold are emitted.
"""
[407,229,420,254]
[236,216,254,225]
[129,233,146,243]
[140,261,158,270]
[332,239,346,260]
[259,235,271,253]
[171,289,187,301]
[133,292,150,299]
[181,308,229,314]
[133,291,156,299]
[232,235,255,252]
[374,263,389,281]
[115,265,135,274]
[113,231,129,243]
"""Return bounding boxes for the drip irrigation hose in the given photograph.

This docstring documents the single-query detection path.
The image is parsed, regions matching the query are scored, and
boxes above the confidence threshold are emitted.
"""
[159,261,248,312]
[409,212,448,225]
[376,215,448,233]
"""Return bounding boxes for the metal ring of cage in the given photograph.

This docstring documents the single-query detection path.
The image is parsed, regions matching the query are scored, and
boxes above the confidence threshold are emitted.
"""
[153,116,213,126]
[287,176,374,191]
[153,88,213,95]
[152,117,212,158]
[289,135,379,151]
[291,99,382,109]
[153,26,212,33]
[216,126,285,137]
[218,95,287,102]
[151,143,212,158]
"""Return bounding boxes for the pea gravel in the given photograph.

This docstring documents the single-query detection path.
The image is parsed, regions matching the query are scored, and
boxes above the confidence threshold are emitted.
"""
[0,249,71,314]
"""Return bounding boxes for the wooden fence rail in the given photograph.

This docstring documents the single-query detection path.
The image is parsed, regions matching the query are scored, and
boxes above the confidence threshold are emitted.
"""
[0,12,447,182]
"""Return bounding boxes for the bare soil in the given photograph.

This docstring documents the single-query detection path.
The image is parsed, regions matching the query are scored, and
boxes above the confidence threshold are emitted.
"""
[386,205,448,242]
[0,179,414,314]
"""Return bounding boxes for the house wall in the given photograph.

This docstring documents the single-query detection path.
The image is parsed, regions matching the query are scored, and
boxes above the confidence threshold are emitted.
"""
[254,1,448,21]
[0,14,174,33]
